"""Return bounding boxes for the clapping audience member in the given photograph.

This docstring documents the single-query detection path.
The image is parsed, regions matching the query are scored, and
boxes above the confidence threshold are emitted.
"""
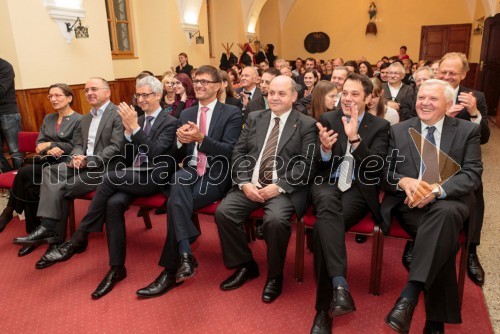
[175,52,193,76]
[227,67,241,89]
[160,71,176,113]
[383,62,414,113]
[301,69,319,98]
[171,73,197,118]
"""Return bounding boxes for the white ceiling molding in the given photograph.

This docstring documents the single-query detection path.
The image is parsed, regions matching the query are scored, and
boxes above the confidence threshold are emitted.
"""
[44,0,85,43]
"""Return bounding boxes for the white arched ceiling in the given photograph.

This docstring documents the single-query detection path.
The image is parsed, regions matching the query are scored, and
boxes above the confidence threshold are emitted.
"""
[176,0,203,27]
[278,0,298,29]
[240,0,268,34]
[481,0,496,16]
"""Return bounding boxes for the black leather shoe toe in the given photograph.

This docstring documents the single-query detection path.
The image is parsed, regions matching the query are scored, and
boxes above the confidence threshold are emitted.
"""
[329,286,356,318]
[13,226,59,246]
[220,265,260,291]
[310,310,332,334]
[262,276,283,303]
[18,245,38,257]
[385,297,417,334]
[40,240,87,264]
[175,253,198,283]
[91,268,127,299]
[35,244,60,269]
[136,270,182,298]
[467,253,485,286]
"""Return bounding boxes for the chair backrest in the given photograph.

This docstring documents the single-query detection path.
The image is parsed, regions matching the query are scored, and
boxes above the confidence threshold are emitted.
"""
[18,132,39,153]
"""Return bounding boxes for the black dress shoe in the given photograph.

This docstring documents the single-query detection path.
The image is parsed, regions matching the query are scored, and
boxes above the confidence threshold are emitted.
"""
[136,270,183,298]
[355,234,367,243]
[329,286,356,318]
[175,253,198,283]
[402,241,414,272]
[91,268,127,299]
[0,210,13,233]
[220,265,260,291]
[262,276,282,303]
[13,225,60,246]
[423,326,444,334]
[39,240,88,264]
[35,244,60,269]
[18,244,38,257]
[467,253,485,286]
[310,310,332,334]
[385,297,417,334]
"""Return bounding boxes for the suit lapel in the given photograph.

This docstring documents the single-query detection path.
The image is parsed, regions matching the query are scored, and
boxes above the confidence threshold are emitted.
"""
[277,111,299,154]
[407,118,422,171]
[256,110,271,153]
[149,111,165,138]
[207,101,222,138]
[94,103,114,146]
[438,116,458,174]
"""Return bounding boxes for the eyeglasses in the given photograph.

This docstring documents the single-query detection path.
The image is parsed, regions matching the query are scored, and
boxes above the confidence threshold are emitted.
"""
[47,94,66,100]
[134,92,156,99]
[439,70,461,77]
[84,87,108,94]
[193,79,218,86]
[387,72,403,76]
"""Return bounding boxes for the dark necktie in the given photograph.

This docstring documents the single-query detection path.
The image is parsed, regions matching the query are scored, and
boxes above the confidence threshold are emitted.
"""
[258,117,280,186]
[244,91,252,100]
[134,116,155,167]
[421,126,440,184]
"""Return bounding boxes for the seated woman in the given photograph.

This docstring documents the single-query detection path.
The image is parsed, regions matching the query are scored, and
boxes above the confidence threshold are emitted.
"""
[368,78,399,126]
[323,60,334,81]
[0,83,82,257]
[358,61,374,78]
[301,69,319,99]
[171,73,197,118]
[218,70,243,110]
[160,71,176,113]
[227,67,241,90]
[308,80,338,120]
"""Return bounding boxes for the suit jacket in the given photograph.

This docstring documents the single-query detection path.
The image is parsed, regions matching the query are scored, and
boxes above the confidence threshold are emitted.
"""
[231,109,318,218]
[37,112,83,154]
[123,110,178,171]
[398,93,417,122]
[246,96,266,113]
[456,86,490,144]
[70,102,125,169]
[382,82,414,103]
[317,110,390,222]
[380,116,483,234]
[177,101,243,193]
[236,86,263,104]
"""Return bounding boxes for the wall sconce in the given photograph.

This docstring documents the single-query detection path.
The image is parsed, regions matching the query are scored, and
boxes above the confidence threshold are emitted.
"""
[65,17,89,39]
[189,30,204,44]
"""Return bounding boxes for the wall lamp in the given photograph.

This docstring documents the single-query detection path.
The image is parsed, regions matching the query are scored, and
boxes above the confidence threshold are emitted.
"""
[65,17,89,39]
[189,30,204,44]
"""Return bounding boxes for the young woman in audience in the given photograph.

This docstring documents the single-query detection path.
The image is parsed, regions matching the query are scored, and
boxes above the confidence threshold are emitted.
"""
[308,81,337,120]
[226,67,241,89]
[323,60,334,81]
[344,60,359,73]
[358,61,374,78]
[217,70,243,109]
[171,73,197,118]
[0,84,82,257]
[160,71,176,113]
[301,69,319,98]
[368,78,399,125]
[175,52,193,76]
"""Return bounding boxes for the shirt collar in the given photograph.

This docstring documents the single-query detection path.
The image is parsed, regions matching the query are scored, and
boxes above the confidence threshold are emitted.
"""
[146,107,162,119]
[91,100,111,117]
[271,109,292,125]
[421,116,445,136]
[244,86,257,96]
[199,98,218,112]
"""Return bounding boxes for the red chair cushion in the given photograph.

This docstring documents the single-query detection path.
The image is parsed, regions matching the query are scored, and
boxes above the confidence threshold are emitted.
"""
[18,132,39,153]
[77,191,95,200]
[196,201,221,215]
[0,171,17,189]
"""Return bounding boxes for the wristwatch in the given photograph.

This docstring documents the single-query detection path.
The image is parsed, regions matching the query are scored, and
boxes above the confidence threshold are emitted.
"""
[348,135,361,144]
[431,186,441,198]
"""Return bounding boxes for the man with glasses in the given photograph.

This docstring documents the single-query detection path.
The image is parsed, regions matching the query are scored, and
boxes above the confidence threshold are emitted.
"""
[382,62,414,113]
[13,78,124,257]
[31,77,179,299]
[136,65,242,298]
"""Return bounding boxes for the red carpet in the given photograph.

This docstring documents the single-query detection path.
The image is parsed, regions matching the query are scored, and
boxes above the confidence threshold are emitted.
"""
[0,200,494,333]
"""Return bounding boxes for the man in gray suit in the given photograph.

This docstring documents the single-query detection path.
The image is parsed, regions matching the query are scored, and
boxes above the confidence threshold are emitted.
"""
[13,77,124,251]
[246,67,280,113]
[381,79,482,333]
[215,75,317,303]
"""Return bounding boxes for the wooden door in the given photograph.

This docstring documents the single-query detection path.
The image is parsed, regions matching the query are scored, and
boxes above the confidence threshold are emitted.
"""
[477,13,500,121]
[419,24,471,61]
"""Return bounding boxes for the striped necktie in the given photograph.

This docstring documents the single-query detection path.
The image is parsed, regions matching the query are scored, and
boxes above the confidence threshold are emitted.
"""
[258,117,280,186]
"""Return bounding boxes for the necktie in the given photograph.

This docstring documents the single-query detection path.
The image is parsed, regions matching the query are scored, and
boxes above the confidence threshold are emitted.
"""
[259,117,280,186]
[337,141,354,192]
[421,126,440,184]
[134,116,155,167]
[244,91,252,100]
[197,107,209,176]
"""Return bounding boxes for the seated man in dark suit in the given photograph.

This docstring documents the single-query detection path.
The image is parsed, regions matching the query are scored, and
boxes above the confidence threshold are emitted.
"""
[310,73,390,334]
[383,62,414,115]
[215,75,317,303]
[13,77,124,250]
[136,65,242,298]
[246,67,280,113]
[34,76,178,299]
[381,79,482,333]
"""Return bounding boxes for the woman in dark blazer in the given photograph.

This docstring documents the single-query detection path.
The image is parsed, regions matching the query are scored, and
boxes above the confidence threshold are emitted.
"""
[0,83,82,256]
[217,70,243,110]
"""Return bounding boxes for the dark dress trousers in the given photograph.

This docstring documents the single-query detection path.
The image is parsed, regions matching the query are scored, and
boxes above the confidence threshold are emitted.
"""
[158,101,243,271]
[380,116,483,323]
[9,112,82,232]
[312,110,390,311]
[76,111,178,266]
[215,109,318,278]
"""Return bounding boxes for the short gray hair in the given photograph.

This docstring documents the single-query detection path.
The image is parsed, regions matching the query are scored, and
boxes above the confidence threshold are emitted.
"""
[389,62,405,74]
[419,79,455,103]
[413,66,434,80]
[136,76,163,95]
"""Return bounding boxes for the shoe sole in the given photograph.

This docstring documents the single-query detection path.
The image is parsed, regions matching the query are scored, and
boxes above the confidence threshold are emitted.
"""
[35,260,57,270]
[328,306,356,318]
[384,316,409,334]
[136,281,184,299]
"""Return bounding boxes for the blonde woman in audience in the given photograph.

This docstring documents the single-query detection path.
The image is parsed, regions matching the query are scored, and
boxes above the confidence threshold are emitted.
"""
[308,81,337,120]
[160,71,176,113]
[369,78,399,125]
[323,60,334,81]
